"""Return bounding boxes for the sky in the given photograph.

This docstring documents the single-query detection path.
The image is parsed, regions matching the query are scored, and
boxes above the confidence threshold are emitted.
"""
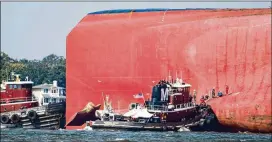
[1,2,271,60]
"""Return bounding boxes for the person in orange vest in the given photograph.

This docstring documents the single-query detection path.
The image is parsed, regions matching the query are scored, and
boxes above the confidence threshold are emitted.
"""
[225,85,229,95]
[161,113,167,123]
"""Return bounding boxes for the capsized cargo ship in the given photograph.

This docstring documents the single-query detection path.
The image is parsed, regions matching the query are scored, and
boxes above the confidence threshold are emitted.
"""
[66,8,271,132]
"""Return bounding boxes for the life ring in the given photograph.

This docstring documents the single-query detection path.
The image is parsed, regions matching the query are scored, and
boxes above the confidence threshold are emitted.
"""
[0,115,10,124]
[11,114,20,124]
[27,110,37,120]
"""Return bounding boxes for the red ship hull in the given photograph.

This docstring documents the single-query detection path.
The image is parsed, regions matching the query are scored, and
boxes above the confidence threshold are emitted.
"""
[66,8,271,132]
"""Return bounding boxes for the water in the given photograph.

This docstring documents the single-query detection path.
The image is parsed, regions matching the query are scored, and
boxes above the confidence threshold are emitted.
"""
[1,129,271,142]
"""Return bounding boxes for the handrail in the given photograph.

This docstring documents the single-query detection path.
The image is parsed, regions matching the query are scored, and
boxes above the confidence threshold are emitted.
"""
[0,97,37,104]
[0,96,34,100]
[147,105,168,111]
[174,102,196,109]
[1,105,46,116]
[147,102,196,111]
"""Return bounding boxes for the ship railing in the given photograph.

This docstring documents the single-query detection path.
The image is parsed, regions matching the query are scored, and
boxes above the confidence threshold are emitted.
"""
[147,105,168,111]
[175,102,196,109]
[0,97,37,104]
[1,105,46,116]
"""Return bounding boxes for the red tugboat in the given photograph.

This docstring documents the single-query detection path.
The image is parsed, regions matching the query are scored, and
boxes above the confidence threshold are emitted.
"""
[1,72,39,113]
[0,72,66,129]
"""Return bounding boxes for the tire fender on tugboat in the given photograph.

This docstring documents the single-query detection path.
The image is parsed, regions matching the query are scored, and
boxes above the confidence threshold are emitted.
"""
[27,110,37,120]
[11,114,20,124]
[0,115,10,124]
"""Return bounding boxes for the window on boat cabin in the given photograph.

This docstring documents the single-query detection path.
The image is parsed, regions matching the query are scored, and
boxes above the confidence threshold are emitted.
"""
[43,89,49,93]
[13,84,18,89]
[17,85,21,89]
[9,84,13,89]
[52,98,56,103]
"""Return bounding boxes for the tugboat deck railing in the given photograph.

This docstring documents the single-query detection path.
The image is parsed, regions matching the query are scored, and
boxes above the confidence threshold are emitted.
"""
[0,97,38,104]
[147,102,196,112]
[0,105,47,116]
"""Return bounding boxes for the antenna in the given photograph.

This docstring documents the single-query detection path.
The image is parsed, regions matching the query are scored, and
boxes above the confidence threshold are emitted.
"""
[180,70,183,79]
[168,70,171,82]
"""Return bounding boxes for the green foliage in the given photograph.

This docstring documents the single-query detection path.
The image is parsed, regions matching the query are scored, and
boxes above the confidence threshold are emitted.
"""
[1,52,66,87]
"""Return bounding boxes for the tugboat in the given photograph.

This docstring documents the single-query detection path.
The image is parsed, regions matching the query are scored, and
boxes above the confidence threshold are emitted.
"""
[0,72,66,129]
[1,72,39,113]
[91,78,218,131]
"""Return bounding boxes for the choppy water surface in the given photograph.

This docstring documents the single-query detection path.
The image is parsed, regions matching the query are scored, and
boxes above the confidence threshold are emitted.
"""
[1,128,271,142]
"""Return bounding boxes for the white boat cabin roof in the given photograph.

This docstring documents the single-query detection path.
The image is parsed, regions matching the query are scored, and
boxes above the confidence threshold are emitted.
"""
[3,81,34,85]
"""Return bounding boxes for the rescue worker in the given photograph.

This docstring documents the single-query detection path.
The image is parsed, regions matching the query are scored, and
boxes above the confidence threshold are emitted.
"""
[164,113,167,122]
[189,94,193,106]
[161,113,167,123]
[212,88,215,98]
[205,94,209,100]
[200,96,206,106]
[225,85,229,95]
[193,89,197,103]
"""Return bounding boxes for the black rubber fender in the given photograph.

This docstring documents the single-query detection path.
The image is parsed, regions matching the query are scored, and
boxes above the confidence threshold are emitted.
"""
[27,110,37,120]
[11,114,20,124]
[0,115,10,124]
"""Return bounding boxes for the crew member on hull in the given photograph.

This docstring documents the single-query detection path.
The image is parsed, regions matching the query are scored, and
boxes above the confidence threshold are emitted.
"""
[200,96,206,106]
[205,94,209,100]
[225,85,229,95]
[193,89,197,103]
[212,88,215,98]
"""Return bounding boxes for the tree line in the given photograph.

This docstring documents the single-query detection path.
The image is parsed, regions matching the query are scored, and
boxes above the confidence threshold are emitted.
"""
[1,52,66,87]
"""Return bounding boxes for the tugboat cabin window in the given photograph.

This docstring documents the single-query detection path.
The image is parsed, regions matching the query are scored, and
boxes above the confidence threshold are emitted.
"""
[17,85,21,89]
[13,84,18,89]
